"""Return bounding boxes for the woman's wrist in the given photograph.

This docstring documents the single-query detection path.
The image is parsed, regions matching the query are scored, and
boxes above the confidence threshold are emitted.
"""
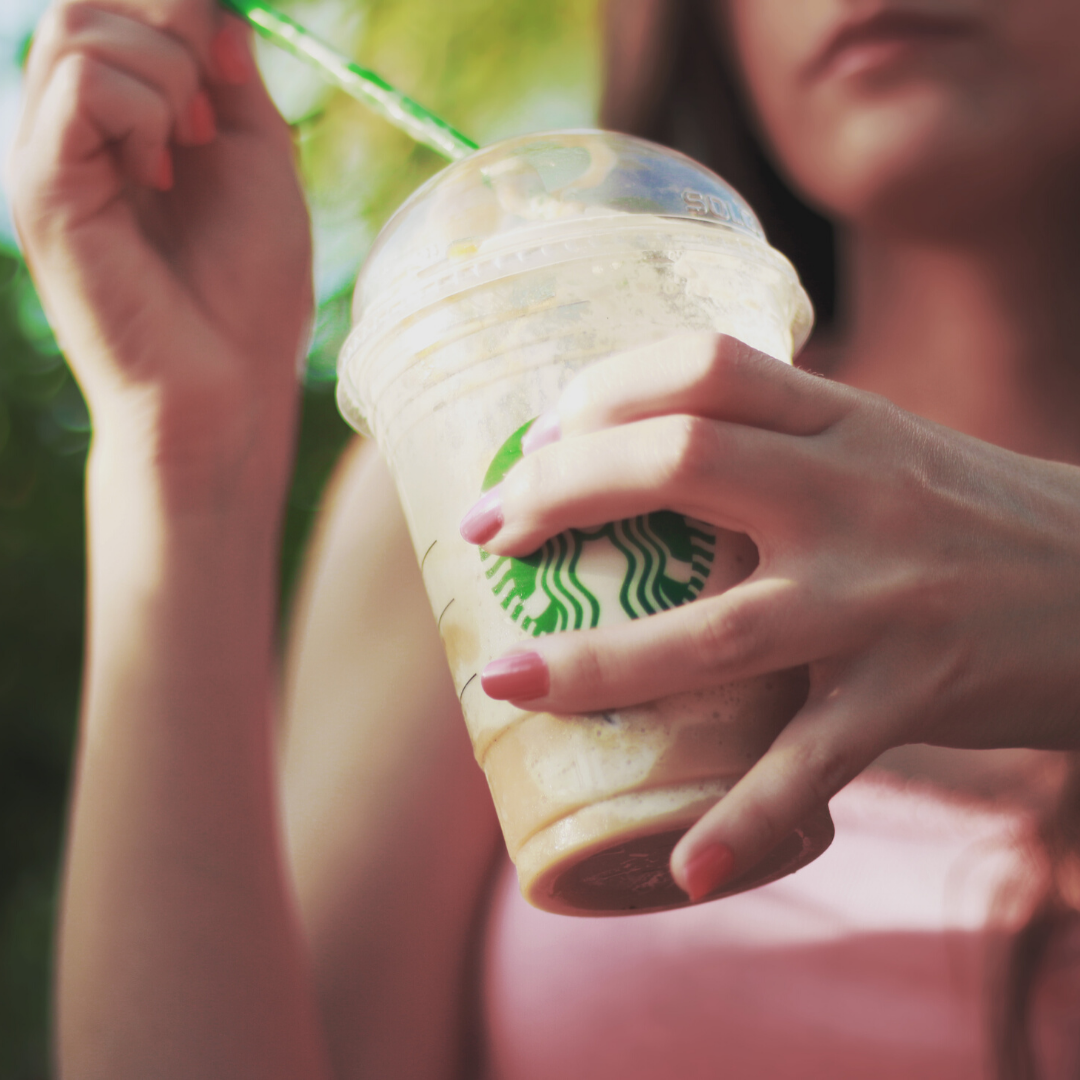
[86,375,298,534]
[84,438,291,635]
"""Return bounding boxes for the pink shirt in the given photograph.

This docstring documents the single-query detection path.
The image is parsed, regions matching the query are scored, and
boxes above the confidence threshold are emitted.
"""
[481,773,1080,1079]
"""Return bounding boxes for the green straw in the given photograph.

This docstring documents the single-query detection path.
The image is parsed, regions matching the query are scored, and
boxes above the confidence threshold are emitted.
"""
[220,0,479,160]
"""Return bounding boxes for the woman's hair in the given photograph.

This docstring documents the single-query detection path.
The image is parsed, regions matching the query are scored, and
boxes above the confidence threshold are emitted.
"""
[600,0,836,328]
[599,3,1079,1076]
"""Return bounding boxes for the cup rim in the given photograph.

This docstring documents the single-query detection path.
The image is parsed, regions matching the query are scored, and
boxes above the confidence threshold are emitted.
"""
[337,213,813,437]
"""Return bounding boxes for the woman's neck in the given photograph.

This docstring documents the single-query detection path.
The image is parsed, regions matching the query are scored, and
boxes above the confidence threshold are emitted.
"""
[816,219,1080,464]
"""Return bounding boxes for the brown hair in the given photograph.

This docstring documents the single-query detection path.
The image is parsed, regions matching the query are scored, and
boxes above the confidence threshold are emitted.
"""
[599,3,1079,1075]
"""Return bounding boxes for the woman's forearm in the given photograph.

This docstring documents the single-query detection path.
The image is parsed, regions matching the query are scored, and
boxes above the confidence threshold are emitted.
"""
[57,441,331,1080]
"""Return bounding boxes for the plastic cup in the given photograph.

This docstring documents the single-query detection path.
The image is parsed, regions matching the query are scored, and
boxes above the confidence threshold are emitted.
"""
[337,130,833,916]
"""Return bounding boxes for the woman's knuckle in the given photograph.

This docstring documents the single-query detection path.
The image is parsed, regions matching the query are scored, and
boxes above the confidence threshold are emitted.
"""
[710,333,751,375]
[54,0,97,38]
[687,333,729,394]
[695,600,760,672]
[145,0,209,43]
[568,635,608,693]
[837,392,894,446]
[58,50,98,97]
[660,414,717,487]
[797,738,855,807]
[168,59,200,103]
[504,452,544,504]
[742,799,788,857]
[564,364,599,413]
[30,4,59,47]
[23,13,60,75]
[33,2,86,56]
[148,95,173,137]
[675,331,724,385]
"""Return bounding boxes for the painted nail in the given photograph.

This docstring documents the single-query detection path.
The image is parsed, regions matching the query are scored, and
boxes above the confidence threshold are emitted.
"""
[681,843,735,901]
[186,90,216,144]
[482,651,549,701]
[521,410,561,455]
[153,148,173,191]
[211,22,254,85]
[459,487,503,545]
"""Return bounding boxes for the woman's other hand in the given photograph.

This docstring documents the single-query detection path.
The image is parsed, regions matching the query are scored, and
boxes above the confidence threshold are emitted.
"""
[464,332,1080,898]
[10,9,328,1077]
[5,0,312,511]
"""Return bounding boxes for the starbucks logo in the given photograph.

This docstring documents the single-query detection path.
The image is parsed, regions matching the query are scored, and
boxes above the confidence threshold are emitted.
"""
[479,420,716,637]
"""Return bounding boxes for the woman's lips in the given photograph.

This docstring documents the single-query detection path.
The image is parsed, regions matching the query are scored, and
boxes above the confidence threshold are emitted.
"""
[803,10,979,83]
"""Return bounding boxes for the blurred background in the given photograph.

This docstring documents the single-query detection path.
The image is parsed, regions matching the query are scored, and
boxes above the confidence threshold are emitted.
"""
[0,1,601,1074]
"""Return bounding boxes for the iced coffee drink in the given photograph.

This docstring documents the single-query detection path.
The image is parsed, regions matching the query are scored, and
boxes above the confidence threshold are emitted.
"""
[337,130,832,915]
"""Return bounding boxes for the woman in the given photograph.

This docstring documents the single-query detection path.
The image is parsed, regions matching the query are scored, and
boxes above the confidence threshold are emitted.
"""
[6,0,1080,1077]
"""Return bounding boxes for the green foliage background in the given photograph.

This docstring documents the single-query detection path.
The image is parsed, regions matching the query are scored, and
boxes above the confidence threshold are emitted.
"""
[0,3,600,1075]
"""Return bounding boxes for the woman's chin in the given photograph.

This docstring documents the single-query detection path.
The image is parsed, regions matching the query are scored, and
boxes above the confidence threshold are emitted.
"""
[791,101,1029,237]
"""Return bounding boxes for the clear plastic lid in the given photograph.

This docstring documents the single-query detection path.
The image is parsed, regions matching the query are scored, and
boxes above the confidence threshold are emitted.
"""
[348,129,790,330]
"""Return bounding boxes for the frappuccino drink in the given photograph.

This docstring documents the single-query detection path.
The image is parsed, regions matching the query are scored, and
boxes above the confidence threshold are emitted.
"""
[337,131,832,915]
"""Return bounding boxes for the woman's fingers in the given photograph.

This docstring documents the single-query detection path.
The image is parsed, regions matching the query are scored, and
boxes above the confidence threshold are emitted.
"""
[27,0,221,91]
[10,2,230,222]
[8,5,271,249]
[481,572,868,709]
[477,413,817,556]
[34,52,179,201]
[24,4,213,148]
[669,669,890,899]
[482,334,867,555]
[13,0,261,189]
[201,21,285,139]
[523,333,856,452]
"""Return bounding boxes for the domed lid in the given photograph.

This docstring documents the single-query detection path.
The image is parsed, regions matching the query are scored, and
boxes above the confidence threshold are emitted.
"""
[349,129,775,325]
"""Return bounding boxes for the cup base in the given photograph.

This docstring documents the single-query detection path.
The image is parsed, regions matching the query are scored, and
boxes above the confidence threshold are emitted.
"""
[514,781,834,917]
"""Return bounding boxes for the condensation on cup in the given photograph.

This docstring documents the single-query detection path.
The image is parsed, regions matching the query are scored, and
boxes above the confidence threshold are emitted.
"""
[337,130,833,916]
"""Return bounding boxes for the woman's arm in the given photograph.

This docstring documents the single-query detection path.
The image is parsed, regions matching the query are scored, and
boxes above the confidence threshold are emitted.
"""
[280,437,501,1080]
[7,1,331,1074]
[59,429,332,1079]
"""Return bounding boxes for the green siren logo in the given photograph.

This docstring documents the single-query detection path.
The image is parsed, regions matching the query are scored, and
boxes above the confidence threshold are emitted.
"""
[479,419,717,636]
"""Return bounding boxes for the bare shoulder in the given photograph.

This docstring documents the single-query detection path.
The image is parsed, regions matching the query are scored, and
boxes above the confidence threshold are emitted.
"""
[281,436,502,1080]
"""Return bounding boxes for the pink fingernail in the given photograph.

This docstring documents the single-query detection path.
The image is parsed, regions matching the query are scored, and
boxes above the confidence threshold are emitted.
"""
[153,148,173,191]
[460,487,503,545]
[482,652,549,701]
[186,90,216,144]
[521,410,560,455]
[681,843,735,901]
[211,22,253,85]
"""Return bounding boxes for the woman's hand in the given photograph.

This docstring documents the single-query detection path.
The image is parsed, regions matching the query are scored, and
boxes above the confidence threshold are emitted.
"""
[463,332,1080,898]
[5,0,312,512]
